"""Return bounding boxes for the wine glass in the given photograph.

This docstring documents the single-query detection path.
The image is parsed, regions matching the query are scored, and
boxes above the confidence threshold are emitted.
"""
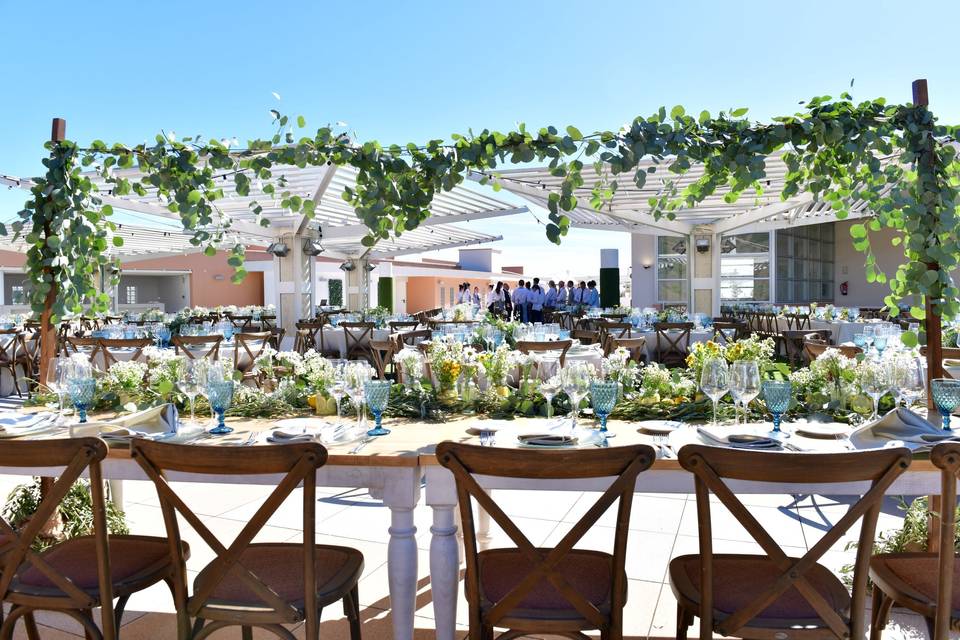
[206,379,235,434]
[589,380,618,434]
[699,357,729,427]
[761,380,792,439]
[364,380,392,437]
[561,362,593,429]
[46,357,71,424]
[897,358,926,408]
[873,331,888,356]
[178,359,201,427]
[930,378,960,431]
[540,376,561,419]
[862,325,875,352]
[67,365,96,425]
[329,380,347,424]
[860,360,889,421]
[731,361,760,425]
[853,333,866,350]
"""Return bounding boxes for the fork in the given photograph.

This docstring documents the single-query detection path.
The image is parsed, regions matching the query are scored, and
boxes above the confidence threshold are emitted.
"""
[350,437,374,454]
[652,435,674,459]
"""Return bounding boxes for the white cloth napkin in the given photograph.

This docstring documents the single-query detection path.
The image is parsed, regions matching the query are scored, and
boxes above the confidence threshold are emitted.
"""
[0,412,57,432]
[74,404,179,441]
[696,426,780,449]
[849,408,948,450]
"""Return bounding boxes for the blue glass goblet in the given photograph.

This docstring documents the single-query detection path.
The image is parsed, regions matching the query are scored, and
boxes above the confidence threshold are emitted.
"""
[364,380,392,437]
[931,378,960,431]
[873,335,888,356]
[852,333,866,350]
[589,380,619,434]
[69,377,97,424]
[761,379,792,439]
[207,380,235,434]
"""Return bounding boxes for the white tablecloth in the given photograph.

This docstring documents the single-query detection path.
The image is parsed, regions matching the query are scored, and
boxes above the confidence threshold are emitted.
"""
[810,320,872,345]
[637,329,713,360]
[322,328,393,358]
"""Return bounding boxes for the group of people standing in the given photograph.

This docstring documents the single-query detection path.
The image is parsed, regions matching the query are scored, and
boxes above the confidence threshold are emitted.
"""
[484,278,600,323]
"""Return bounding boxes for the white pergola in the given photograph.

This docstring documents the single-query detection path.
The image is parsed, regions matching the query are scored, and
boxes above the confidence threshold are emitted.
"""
[474,153,877,313]
[1,164,521,320]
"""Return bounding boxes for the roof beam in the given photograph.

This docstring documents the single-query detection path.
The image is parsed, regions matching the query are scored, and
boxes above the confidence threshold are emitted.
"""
[710,197,812,234]
[320,206,528,240]
[298,163,338,235]
[369,235,503,259]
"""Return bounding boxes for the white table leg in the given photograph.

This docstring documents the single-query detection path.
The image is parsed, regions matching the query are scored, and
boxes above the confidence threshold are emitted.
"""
[108,479,123,509]
[379,467,422,640]
[426,465,460,640]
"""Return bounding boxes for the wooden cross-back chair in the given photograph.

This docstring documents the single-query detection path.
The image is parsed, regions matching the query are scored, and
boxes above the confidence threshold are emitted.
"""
[782,330,831,366]
[398,329,432,349]
[259,315,277,330]
[233,332,271,384]
[803,339,861,362]
[61,337,103,370]
[788,313,812,330]
[0,438,181,640]
[436,442,656,640]
[516,339,572,370]
[369,338,396,380]
[608,336,647,364]
[671,445,910,640]
[294,321,323,355]
[99,338,153,370]
[172,335,222,360]
[340,322,374,362]
[598,322,631,355]
[226,315,253,331]
[653,322,692,367]
[20,330,40,383]
[0,330,28,397]
[130,440,363,640]
[388,321,419,333]
[570,329,600,346]
[267,327,285,351]
[711,321,744,346]
[554,311,574,331]
[870,442,960,640]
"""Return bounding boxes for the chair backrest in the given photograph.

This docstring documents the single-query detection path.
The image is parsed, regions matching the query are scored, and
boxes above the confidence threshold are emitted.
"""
[789,313,812,330]
[926,443,960,639]
[389,321,419,332]
[172,335,222,360]
[436,442,655,632]
[62,336,102,365]
[234,332,271,374]
[399,329,432,348]
[711,322,743,345]
[516,339,572,367]
[609,337,646,364]
[782,330,831,364]
[369,339,396,380]
[570,329,599,345]
[99,338,153,369]
[226,314,253,330]
[0,438,117,638]
[804,339,860,361]
[268,327,285,351]
[294,321,324,354]
[653,322,692,362]
[678,445,910,639]
[341,322,374,358]
[130,440,327,634]
[0,329,23,365]
[599,321,632,341]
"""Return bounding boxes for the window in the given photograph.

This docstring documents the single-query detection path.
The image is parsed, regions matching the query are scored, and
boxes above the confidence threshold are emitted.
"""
[125,286,137,305]
[720,232,770,302]
[440,286,446,307]
[656,236,688,303]
[10,286,25,305]
[775,224,835,303]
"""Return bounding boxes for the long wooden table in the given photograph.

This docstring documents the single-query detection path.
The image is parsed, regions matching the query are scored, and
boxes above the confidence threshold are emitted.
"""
[3,413,948,640]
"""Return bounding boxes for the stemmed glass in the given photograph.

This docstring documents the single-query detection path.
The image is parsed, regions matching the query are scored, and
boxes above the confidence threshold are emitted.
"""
[699,357,729,427]
[46,357,71,424]
[930,378,960,431]
[862,325,875,353]
[730,361,760,426]
[589,380,618,434]
[761,380,792,439]
[178,359,202,428]
[561,362,593,429]
[852,333,866,351]
[364,380,392,437]
[860,359,889,421]
[67,362,96,424]
[873,330,888,356]
[329,380,347,425]
[540,376,561,419]
[344,363,372,434]
[206,379,235,434]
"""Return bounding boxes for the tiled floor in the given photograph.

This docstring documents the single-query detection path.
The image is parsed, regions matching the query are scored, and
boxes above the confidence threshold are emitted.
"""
[0,474,937,639]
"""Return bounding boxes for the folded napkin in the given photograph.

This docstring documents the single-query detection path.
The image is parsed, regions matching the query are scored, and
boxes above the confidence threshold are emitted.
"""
[517,434,578,446]
[74,404,179,441]
[696,426,780,450]
[849,408,950,450]
[0,412,57,431]
[267,422,346,444]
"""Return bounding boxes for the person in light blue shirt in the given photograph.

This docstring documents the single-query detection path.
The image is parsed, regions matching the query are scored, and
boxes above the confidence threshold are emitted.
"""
[544,280,558,310]
[513,280,528,322]
[585,280,600,308]
[571,281,587,305]
[529,284,546,323]
[555,280,566,307]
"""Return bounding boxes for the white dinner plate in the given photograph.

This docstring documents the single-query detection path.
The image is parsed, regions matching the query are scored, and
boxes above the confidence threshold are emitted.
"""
[791,421,850,439]
[637,420,683,435]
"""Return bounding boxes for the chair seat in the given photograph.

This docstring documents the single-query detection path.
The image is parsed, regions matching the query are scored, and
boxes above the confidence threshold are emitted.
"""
[870,552,960,616]
[478,548,622,619]
[193,543,363,610]
[13,535,182,599]
[669,554,851,625]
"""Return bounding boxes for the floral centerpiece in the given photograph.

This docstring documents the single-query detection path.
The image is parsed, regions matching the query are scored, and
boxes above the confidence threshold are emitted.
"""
[362,306,391,328]
[479,344,513,397]
[396,348,426,390]
[428,339,464,400]
[100,360,148,409]
[637,363,697,405]
[602,347,640,397]
[513,351,540,395]
[802,347,859,411]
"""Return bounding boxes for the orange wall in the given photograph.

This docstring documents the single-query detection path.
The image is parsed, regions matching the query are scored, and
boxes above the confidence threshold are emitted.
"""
[403,276,494,313]
[0,251,26,268]
[124,251,264,308]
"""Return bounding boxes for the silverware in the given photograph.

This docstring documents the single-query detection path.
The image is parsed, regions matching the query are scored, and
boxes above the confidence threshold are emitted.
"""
[350,437,374,454]
[243,432,258,446]
[652,434,674,459]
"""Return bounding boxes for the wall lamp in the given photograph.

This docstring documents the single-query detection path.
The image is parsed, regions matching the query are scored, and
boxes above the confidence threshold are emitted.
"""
[266,242,290,257]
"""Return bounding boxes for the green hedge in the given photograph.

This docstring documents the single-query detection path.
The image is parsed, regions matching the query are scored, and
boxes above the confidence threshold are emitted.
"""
[328,279,343,306]
[377,277,394,312]
[599,267,619,308]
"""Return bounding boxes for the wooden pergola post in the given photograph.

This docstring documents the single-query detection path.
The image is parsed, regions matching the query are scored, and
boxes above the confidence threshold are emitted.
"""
[37,117,66,388]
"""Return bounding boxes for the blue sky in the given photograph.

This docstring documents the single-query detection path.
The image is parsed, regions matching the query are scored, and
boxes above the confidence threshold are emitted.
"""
[2,0,959,276]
